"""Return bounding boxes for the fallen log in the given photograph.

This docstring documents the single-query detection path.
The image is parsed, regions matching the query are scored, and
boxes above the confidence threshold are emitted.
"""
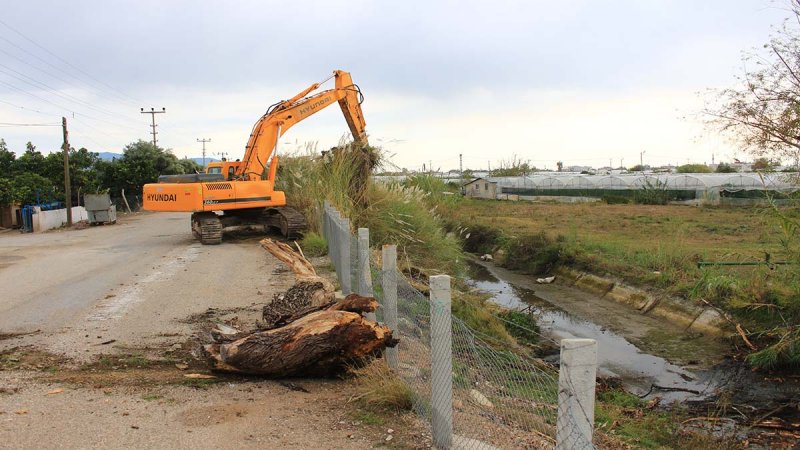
[205,306,397,376]
[202,239,396,376]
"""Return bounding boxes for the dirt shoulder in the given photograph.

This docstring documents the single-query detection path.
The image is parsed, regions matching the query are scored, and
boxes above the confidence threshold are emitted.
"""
[0,363,418,449]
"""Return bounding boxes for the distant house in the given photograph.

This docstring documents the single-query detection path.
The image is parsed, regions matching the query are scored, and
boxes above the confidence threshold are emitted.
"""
[462,177,498,199]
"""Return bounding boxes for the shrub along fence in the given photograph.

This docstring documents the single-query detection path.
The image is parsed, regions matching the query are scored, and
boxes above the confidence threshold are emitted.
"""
[323,202,598,449]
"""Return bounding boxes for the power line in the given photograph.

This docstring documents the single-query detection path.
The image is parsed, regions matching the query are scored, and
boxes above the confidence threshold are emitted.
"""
[0,63,140,124]
[0,78,139,131]
[0,122,59,127]
[0,18,141,106]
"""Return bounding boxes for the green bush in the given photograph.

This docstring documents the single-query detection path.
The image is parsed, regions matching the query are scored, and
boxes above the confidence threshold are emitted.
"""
[504,232,571,274]
[601,194,630,205]
[455,222,505,254]
[299,232,327,257]
[498,310,540,346]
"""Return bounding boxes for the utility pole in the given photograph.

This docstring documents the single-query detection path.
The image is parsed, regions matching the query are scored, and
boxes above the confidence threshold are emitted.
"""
[459,153,463,179]
[140,107,166,147]
[215,151,229,162]
[620,158,624,169]
[62,117,72,226]
[197,138,211,167]
[640,151,645,167]
[429,159,433,176]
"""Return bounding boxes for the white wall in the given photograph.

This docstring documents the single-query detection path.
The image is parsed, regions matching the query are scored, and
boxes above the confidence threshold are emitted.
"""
[32,206,88,232]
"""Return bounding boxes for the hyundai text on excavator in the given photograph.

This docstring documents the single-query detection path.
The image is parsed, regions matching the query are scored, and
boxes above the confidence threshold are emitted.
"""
[142,70,367,244]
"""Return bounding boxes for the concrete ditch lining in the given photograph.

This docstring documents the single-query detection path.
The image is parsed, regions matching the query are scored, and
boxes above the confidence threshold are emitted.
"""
[552,267,728,337]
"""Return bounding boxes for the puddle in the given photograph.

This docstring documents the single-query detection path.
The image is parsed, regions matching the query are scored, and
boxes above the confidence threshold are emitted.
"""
[467,260,724,402]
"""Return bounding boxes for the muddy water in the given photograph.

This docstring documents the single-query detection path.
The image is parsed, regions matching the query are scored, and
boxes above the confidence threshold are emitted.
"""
[467,259,732,402]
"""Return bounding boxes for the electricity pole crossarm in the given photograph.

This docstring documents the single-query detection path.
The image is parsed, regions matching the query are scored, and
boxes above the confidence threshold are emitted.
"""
[197,138,211,167]
[140,107,166,147]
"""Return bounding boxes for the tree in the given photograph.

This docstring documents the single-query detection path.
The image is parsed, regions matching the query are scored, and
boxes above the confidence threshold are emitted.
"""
[715,162,738,173]
[115,140,187,194]
[705,2,800,164]
[0,178,13,206]
[752,157,779,172]
[11,172,56,205]
[0,139,15,175]
[176,158,201,174]
[629,164,646,172]
[14,144,45,175]
[677,164,712,173]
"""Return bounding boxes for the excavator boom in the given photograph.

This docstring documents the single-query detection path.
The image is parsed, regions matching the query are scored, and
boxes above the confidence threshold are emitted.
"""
[239,70,367,180]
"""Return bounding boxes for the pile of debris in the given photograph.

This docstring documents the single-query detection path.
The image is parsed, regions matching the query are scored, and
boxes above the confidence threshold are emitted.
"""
[202,239,397,376]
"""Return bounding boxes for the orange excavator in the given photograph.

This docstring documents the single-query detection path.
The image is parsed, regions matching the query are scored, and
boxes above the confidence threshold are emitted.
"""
[142,69,367,244]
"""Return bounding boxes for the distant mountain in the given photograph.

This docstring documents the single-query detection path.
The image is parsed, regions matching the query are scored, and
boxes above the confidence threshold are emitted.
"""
[97,152,122,161]
[95,152,219,167]
[189,157,220,166]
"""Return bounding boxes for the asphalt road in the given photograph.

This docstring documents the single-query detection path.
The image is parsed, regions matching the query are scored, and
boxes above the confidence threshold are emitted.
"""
[0,212,292,359]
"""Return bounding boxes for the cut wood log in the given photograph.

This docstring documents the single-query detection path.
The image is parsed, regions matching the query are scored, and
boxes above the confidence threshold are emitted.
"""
[260,238,331,288]
[262,281,328,329]
[260,238,334,309]
[201,238,396,377]
[204,309,397,376]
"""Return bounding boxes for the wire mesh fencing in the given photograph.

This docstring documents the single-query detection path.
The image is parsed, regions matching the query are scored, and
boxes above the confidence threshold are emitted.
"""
[322,203,597,449]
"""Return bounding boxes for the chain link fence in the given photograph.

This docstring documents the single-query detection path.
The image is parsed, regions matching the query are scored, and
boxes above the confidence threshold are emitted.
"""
[322,203,597,449]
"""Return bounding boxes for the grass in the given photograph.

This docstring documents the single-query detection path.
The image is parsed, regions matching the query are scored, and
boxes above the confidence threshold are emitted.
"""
[277,146,462,274]
[497,310,541,346]
[594,387,739,449]
[447,199,800,368]
[299,232,327,257]
[351,361,415,413]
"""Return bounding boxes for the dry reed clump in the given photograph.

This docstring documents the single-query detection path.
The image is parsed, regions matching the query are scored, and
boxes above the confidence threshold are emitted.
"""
[277,143,463,275]
[350,360,415,412]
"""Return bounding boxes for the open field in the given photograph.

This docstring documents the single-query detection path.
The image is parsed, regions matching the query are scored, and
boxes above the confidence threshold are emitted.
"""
[450,199,787,292]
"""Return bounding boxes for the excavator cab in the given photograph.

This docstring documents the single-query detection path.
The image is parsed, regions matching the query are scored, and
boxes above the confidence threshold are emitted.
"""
[206,161,244,181]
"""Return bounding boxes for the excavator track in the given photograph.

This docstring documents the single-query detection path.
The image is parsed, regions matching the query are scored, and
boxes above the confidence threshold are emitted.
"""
[191,212,223,245]
[262,207,307,240]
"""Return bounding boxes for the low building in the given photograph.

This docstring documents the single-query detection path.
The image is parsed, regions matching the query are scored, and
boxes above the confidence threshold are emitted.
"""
[463,177,498,199]
[0,203,21,229]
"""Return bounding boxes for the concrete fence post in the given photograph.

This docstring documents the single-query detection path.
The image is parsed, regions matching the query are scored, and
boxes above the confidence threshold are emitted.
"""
[357,228,376,322]
[322,203,333,263]
[556,338,597,450]
[340,218,352,295]
[330,210,343,279]
[381,244,398,369]
[429,275,453,449]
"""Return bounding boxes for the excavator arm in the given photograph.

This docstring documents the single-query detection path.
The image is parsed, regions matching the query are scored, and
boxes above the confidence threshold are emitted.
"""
[239,70,368,181]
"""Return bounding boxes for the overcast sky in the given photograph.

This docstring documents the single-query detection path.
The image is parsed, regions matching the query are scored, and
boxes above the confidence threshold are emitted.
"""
[0,0,791,170]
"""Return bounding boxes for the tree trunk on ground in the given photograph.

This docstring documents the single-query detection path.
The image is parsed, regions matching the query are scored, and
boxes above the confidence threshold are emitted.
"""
[204,296,394,376]
[202,239,396,377]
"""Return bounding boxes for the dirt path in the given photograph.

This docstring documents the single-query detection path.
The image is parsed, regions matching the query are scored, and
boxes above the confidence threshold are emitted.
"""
[0,213,422,449]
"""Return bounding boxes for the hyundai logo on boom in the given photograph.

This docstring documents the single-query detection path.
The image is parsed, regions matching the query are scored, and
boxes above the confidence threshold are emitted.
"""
[298,97,331,115]
[147,193,177,202]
